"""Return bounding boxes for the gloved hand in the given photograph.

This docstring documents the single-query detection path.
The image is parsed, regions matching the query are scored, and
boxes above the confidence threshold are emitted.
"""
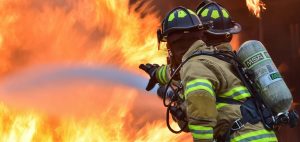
[139,63,160,91]
[157,85,175,100]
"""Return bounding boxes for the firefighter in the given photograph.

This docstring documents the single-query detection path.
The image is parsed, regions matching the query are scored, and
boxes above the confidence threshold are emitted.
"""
[194,1,277,141]
[141,0,242,91]
[196,0,241,47]
[140,4,278,142]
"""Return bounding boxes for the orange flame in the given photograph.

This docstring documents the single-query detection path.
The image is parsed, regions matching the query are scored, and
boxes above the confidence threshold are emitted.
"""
[246,0,266,18]
[0,84,190,141]
[230,34,241,51]
[0,0,191,141]
[0,0,166,76]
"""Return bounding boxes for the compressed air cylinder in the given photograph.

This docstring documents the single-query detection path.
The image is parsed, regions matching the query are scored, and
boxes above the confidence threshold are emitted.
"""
[237,40,292,114]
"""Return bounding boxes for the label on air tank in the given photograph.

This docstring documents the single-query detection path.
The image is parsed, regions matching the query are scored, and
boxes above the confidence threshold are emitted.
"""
[258,72,283,88]
[243,51,271,69]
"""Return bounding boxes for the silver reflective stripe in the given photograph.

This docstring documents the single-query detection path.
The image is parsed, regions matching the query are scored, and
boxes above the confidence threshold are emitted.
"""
[231,129,277,142]
[219,86,251,101]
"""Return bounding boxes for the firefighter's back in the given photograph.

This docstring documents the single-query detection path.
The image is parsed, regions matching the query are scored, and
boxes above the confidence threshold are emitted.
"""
[192,44,278,142]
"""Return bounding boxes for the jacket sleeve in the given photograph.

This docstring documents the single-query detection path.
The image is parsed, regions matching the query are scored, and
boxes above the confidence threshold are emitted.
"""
[155,65,171,85]
[180,58,220,142]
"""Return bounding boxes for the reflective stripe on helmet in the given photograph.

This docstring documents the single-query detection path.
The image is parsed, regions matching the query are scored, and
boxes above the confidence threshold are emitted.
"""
[196,1,241,34]
[168,9,198,21]
[187,9,198,16]
[161,6,204,37]
[211,10,220,19]
[196,7,203,15]
[168,13,175,22]
[222,9,229,18]
[201,9,209,17]
[178,10,187,18]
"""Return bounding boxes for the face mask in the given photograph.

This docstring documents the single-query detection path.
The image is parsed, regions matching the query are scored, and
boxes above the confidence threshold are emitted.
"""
[166,30,203,68]
[167,37,199,68]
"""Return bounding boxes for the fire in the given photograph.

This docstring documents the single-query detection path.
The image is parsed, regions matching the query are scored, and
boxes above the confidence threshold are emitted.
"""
[0,84,190,142]
[0,0,191,141]
[0,0,166,76]
[246,0,266,18]
[230,34,240,51]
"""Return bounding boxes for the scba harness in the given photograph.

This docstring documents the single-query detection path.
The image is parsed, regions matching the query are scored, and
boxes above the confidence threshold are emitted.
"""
[162,49,299,141]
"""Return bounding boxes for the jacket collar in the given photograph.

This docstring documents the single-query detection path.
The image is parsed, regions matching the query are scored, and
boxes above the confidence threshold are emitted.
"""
[214,43,232,51]
[182,41,233,61]
[182,40,212,61]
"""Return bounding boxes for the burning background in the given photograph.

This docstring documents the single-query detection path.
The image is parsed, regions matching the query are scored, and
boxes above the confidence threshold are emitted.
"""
[0,0,299,141]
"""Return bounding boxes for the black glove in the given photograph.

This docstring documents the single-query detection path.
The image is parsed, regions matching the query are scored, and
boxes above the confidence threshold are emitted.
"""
[157,85,175,100]
[157,85,166,99]
[139,63,159,91]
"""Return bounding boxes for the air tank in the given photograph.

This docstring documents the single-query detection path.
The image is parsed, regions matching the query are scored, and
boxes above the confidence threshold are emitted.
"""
[237,40,292,114]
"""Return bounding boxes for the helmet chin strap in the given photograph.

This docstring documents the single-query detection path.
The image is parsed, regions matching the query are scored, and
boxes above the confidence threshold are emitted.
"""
[167,49,175,68]
[167,48,179,77]
[157,29,163,50]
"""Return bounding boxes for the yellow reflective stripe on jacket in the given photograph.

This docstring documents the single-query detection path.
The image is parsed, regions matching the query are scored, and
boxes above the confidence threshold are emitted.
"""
[184,79,214,97]
[250,137,278,142]
[220,86,251,100]
[161,65,167,84]
[231,129,277,142]
[216,103,228,109]
[156,66,168,84]
[188,125,213,140]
